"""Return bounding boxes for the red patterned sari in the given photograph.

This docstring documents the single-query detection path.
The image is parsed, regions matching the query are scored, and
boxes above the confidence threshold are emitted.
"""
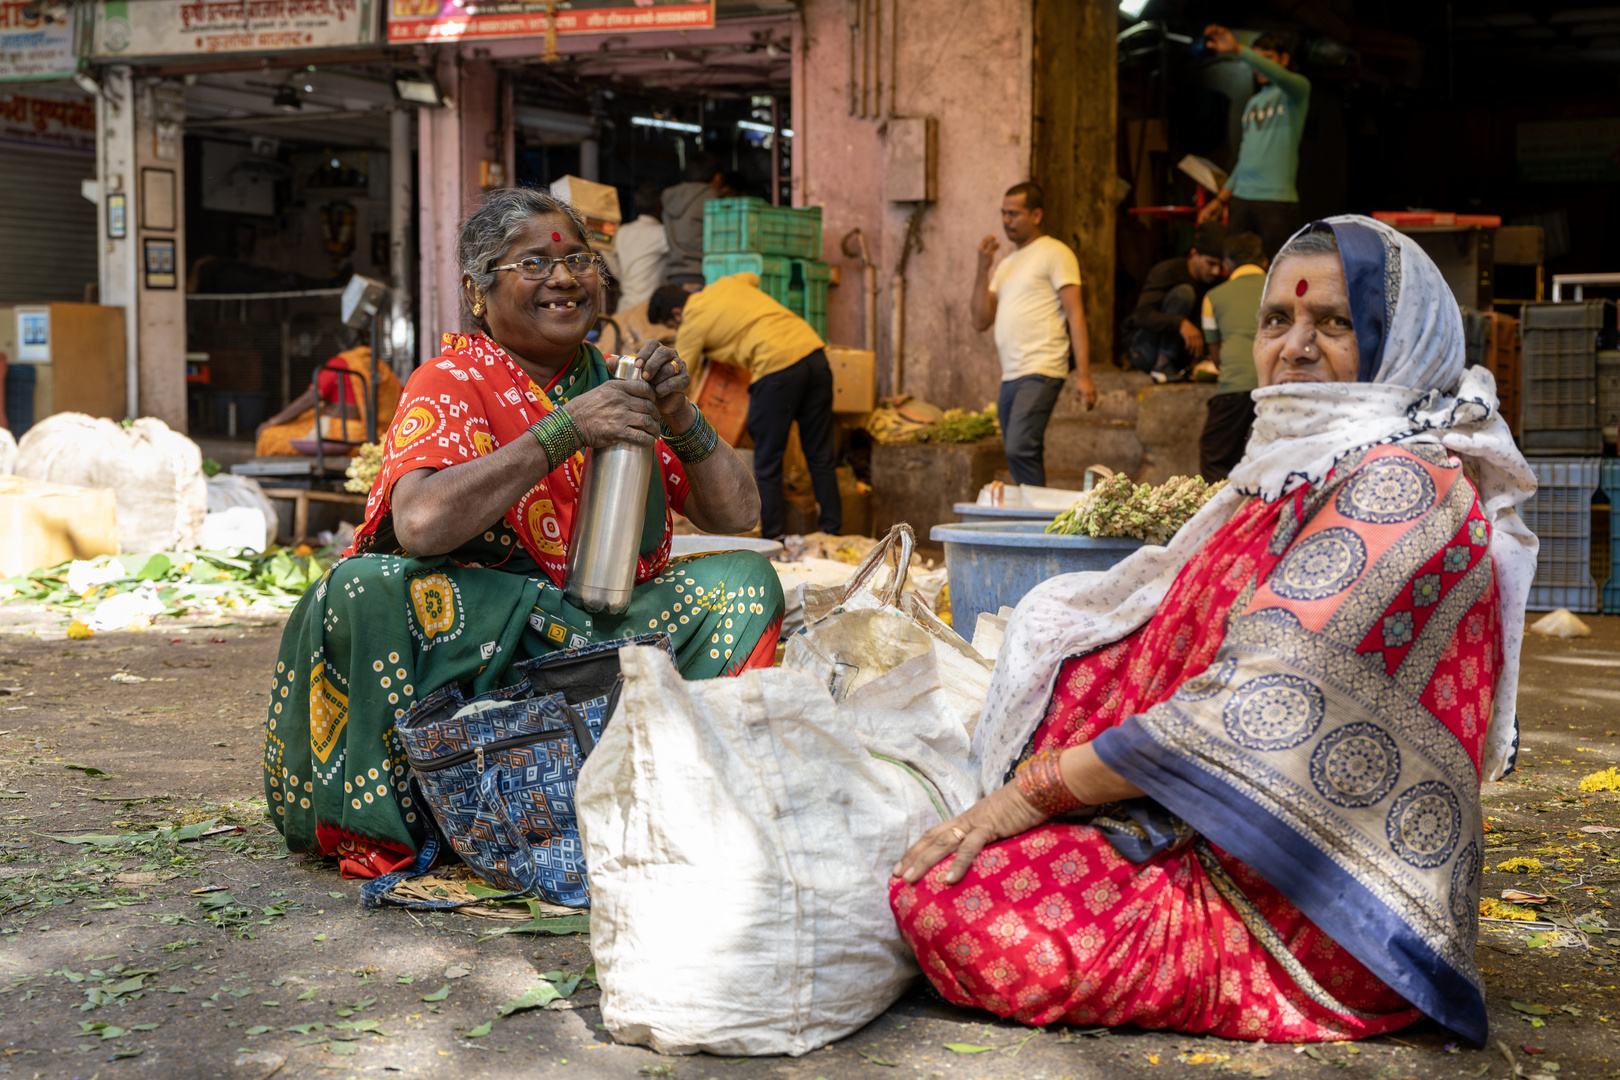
[892,444,1501,1040]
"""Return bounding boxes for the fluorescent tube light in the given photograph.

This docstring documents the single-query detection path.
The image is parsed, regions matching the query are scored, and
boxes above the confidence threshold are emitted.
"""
[631,116,701,133]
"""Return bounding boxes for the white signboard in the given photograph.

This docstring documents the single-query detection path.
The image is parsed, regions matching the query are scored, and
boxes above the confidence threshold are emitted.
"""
[0,2,78,82]
[91,0,378,59]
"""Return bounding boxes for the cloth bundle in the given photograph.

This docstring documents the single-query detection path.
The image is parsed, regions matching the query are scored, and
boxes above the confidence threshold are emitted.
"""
[361,634,669,910]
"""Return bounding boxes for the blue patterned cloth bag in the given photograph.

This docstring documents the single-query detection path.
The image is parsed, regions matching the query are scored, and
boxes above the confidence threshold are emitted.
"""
[359,634,670,910]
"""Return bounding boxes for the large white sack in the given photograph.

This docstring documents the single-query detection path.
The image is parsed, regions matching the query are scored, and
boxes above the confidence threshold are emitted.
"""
[206,474,279,549]
[784,526,992,736]
[15,414,206,553]
[0,427,15,475]
[579,646,978,1058]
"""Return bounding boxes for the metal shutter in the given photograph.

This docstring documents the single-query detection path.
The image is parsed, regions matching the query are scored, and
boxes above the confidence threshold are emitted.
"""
[0,143,98,305]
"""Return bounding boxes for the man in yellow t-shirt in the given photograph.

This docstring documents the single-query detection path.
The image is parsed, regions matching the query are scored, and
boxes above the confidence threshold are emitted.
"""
[649,276,838,540]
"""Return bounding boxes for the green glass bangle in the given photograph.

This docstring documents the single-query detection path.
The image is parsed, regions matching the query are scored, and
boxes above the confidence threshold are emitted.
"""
[661,405,719,464]
[530,408,583,472]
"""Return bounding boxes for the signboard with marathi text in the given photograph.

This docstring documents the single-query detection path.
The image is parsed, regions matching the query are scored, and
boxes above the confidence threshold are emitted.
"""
[387,0,714,44]
[0,2,78,82]
[90,0,379,59]
[0,82,94,152]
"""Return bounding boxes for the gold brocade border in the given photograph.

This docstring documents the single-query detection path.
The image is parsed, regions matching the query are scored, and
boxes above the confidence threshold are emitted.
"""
[1192,840,1384,1020]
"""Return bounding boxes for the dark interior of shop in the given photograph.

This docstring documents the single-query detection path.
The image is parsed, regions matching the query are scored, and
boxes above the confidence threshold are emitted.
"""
[175,36,790,446]
[1116,0,1620,325]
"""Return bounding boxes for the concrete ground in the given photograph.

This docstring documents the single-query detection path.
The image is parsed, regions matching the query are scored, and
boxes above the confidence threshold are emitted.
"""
[0,602,1617,1079]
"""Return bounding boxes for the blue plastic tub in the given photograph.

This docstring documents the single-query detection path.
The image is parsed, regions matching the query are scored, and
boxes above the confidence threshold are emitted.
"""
[952,501,1061,524]
[931,522,1144,638]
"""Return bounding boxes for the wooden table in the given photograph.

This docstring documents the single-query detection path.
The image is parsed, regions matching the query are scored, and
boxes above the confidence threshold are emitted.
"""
[261,487,370,546]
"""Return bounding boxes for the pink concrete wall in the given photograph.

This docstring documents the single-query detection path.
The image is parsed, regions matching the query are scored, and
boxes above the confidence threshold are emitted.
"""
[800,0,1032,410]
[417,53,499,365]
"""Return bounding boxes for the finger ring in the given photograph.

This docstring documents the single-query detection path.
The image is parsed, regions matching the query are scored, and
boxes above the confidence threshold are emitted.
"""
[950,826,966,842]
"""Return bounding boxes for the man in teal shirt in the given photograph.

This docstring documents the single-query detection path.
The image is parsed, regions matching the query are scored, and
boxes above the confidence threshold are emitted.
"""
[1197,232,1268,481]
[1196,28,1310,257]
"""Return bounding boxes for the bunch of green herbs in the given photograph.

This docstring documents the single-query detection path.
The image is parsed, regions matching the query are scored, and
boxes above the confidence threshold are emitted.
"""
[1046,474,1226,544]
[910,403,1000,444]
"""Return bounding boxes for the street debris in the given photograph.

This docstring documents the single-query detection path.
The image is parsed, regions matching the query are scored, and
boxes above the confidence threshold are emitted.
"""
[1529,609,1590,638]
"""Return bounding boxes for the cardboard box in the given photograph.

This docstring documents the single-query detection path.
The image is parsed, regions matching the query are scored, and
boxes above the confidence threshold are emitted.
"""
[825,346,876,413]
[549,175,622,253]
[0,475,118,577]
[692,360,751,446]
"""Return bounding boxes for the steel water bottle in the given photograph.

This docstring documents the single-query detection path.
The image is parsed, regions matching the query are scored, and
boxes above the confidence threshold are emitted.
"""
[563,356,655,613]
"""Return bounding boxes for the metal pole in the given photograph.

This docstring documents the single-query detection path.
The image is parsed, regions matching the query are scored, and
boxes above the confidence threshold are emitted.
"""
[390,105,415,379]
[279,311,291,409]
[770,97,781,206]
[368,305,382,444]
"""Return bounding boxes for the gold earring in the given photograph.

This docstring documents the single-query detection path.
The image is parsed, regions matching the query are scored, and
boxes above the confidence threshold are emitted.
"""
[471,293,486,318]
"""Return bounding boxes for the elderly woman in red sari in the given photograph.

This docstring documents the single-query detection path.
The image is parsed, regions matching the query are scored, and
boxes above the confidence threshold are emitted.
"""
[265,188,783,877]
[891,216,1538,1046]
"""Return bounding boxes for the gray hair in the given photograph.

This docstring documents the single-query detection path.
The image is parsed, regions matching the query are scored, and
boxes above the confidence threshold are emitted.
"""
[457,187,594,331]
[1273,224,1339,267]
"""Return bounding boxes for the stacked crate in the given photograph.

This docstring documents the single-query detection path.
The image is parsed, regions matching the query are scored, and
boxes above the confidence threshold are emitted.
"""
[1603,459,1620,615]
[1521,457,1601,613]
[701,198,829,339]
[1485,312,1521,438]
[1520,301,1605,455]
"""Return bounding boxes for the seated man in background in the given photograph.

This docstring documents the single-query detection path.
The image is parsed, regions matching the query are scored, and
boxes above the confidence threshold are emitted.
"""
[649,278,841,541]
[1198,231,1268,481]
[1123,224,1227,383]
[256,344,401,457]
[604,182,669,313]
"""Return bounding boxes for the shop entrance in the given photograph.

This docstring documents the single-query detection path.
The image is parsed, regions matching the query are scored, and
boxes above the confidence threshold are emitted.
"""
[181,64,410,460]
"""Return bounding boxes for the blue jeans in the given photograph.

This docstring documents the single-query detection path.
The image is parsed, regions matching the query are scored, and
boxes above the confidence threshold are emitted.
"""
[1126,282,1199,376]
[998,374,1066,487]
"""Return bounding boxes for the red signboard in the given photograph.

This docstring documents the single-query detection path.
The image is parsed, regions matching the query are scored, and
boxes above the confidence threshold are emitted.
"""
[0,84,95,152]
[387,0,714,43]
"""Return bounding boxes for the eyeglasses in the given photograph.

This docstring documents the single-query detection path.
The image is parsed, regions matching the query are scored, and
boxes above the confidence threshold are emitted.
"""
[491,253,604,281]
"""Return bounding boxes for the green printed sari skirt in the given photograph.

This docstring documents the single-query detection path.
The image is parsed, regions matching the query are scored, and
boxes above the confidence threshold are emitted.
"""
[263,547,784,876]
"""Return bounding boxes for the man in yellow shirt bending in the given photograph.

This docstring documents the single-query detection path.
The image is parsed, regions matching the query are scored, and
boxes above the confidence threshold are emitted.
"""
[649,275,839,540]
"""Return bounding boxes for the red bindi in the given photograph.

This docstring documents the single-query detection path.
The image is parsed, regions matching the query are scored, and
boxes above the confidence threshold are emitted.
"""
[552,231,562,242]
[1295,278,1309,296]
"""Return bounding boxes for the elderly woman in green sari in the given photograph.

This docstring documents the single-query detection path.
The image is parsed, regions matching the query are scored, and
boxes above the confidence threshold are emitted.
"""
[263,188,784,878]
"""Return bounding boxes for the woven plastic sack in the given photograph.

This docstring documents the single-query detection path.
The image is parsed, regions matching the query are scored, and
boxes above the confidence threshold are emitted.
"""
[578,645,978,1057]
[782,523,993,736]
[206,474,279,550]
[15,414,205,553]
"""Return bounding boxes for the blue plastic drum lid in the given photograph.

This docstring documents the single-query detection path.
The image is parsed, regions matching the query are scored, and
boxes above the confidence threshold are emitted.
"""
[952,501,1060,523]
[930,522,1144,642]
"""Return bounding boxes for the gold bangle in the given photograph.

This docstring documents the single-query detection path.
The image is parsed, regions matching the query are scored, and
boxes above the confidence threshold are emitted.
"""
[1015,748,1084,817]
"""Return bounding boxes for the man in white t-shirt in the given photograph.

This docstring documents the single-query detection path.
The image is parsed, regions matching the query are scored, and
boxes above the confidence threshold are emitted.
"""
[970,182,1093,486]
[604,182,670,312]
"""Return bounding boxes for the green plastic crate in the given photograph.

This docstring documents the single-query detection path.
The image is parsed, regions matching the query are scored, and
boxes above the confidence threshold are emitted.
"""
[791,259,830,339]
[702,253,791,306]
[703,198,823,259]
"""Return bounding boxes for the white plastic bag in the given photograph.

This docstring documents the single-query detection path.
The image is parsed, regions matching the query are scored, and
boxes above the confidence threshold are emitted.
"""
[86,581,165,632]
[200,507,269,553]
[15,414,206,553]
[579,645,978,1057]
[783,524,992,736]
[206,474,279,550]
[0,426,16,475]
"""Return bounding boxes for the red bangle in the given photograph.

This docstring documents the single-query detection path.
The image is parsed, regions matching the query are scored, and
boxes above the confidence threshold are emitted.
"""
[1015,748,1084,817]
